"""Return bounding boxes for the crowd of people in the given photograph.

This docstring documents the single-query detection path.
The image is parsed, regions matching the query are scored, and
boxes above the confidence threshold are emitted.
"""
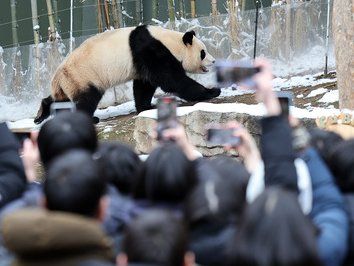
[0,59,353,266]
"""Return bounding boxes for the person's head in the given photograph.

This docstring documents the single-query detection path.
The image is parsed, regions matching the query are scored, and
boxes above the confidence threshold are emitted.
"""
[95,142,141,195]
[38,111,97,167]
[228,187,320,266]
[134,143,197,203]
[44,149,107,220]
[118,209,194,266]
[309,128,343,164]
[328,139,354,192]
[186,156,249,226]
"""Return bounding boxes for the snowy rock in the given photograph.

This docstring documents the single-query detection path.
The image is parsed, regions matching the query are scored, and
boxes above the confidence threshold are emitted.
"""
[134,102,316,156]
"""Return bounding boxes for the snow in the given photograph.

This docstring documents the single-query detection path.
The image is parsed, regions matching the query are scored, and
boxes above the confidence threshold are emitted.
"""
[272,74,336,90]
[138,102,340,120]
[318,90,339,103]
[0,46,3,54]
[33,25,40,30]
[306,88,328,98]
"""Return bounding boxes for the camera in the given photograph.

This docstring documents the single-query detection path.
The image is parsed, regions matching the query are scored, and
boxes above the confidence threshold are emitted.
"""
[276,91,293,117]
[215,59,260,87]
[207,127,241,146]
[50,102,76,116]
[157,96,178,141]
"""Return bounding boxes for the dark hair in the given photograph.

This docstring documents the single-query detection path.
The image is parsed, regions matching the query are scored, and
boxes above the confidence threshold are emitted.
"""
[44,150,106,217]
[96,141,141,195]
[122,209,187,266]
[309,128,343,165]
[38,111,97,167]
[228,188,321,266]
[134,143,197,203]
[328,139,354,192]
[186,156,249,226]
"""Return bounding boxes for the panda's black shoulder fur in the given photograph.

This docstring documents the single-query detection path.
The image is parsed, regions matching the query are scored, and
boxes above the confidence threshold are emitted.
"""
[129,25,186,87]
[129,25,220,113]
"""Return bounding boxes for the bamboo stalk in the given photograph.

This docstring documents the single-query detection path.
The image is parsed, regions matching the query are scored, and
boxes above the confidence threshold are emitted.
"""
[31,0,41,92]
[45,0,56,42]
[10,0,19,45]
[152,0,159,19]
[97,0,103,33]
[167,0,176,24]
[103,0,111,29]
[53,0,59,32]
[191,0,196,18]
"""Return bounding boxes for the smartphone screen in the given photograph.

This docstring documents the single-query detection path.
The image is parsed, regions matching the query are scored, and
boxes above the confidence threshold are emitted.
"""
[207,128,241,146]
[276,92,293,117]
[157,96,178,141]
[13,131,31,146]
[215,60,260,87]
[50,102,76,116]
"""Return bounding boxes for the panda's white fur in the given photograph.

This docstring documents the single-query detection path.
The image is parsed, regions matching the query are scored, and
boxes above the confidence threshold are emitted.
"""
[34,25,220,124]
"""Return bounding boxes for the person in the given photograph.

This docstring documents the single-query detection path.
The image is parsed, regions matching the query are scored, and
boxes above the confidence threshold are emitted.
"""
[133,142,197,206]
[227,58,348,266]
[186,156,249,265]
[229,187,321,266]
[117,209,194,266]
[95,142,141,252]
[2,150,115,266]
[37,111,98,168]
[0,123,27,209]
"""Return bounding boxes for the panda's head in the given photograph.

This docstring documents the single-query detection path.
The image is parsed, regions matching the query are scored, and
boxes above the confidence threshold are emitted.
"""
[181,30,215,74]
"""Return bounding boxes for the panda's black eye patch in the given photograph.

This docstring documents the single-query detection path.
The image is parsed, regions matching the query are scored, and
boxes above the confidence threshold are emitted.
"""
[201,50,206,60]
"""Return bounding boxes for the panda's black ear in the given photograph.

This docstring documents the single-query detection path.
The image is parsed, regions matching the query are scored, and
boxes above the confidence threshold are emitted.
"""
[183,31,195,46]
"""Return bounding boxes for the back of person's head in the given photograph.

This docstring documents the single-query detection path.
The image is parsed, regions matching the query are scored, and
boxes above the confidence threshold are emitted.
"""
[134,143,197,203]
[186,156,249,226]
[121,209,188,266]
[328,139,354,192]
[309,128,343,164]
[96,141,141,195]
[38,111,97,167]
[228,187,320,266]
[44,149,107,218]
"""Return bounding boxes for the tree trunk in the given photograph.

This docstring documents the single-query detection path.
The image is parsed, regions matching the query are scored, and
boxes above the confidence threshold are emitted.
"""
[53,0,59,33]
[191,0,196,18]
[285,0,292,61]
[10,0,18,45]
[227,0,240,58]
[179,0,185,18]
[97,0,103,33]
[31,0,41,93]
[167,0,176,27]
[135,0,142,25]
[333,0,354,109]
[152,0,159,19]
[103,0,111,29]
[45,0,56,42]
[0,49,7,95]
[111,0,122,28]
[211,0,218,16]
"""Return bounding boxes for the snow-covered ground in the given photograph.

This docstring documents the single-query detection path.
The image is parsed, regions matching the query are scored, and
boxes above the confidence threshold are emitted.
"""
[6,71,339,131]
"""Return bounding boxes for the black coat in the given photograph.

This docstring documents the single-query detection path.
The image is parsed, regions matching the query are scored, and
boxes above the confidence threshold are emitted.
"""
[0,123,26,209]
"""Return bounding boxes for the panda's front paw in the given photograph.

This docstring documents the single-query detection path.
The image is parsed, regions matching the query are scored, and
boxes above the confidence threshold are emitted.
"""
[207,88,221,99]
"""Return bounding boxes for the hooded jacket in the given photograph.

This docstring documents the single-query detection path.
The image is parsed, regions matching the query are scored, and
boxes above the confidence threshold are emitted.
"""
[2,208,115,266]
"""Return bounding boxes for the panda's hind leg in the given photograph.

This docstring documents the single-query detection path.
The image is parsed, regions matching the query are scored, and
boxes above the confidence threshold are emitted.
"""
[73,85,104,124]
[133,79,157,113]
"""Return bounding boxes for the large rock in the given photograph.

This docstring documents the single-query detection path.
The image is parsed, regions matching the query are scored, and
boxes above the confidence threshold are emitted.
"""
[333,0,354,109]
[134,102,316,156]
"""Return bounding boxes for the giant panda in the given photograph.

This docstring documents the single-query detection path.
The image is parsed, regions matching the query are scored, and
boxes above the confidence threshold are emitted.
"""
[34,25,221,124]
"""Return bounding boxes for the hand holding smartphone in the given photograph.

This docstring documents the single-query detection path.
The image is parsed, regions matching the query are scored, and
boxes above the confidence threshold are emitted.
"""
[206,126,241,146]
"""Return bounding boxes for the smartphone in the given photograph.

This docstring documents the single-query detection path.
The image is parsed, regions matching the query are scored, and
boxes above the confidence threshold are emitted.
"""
[207,128,241,146]
[50,101,76,116]
[277,92,293,117]
[156,96,178,141]
[215,60,260,87]
[12,130,31,146]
